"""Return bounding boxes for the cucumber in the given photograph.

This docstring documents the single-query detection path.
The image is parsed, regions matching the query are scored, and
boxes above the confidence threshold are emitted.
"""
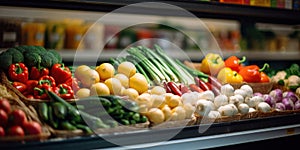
[38,102,49,121]
[120,119,130,125]
[52,102,67,120]
[131,113,140,122]
[76,96,111,109]
[75,124,93,134]
[48,105,59,129]
[47,91,111,129]
[104,120,118,128]
[47,91,82,123]
[139,115,148,123]
[60,121,77,130]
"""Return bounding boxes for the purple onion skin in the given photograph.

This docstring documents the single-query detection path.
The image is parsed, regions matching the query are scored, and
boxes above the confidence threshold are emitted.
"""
[295,101,300,110]
[269,89,283,103]
[283,91,299,104]
[275,103,286,111]
[253,92,263,97]
[282,98,295,110]
[263,94,276,108]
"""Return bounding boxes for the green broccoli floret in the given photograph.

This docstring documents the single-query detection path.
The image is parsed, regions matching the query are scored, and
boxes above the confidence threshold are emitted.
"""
[24,52,41,68]
[48,49,62,63]
[33,46,47,54]
[14,45,27,54]
[6,48,24,63]
[41,52,57,68]
[0,52,13,70]
[22,46,47,55]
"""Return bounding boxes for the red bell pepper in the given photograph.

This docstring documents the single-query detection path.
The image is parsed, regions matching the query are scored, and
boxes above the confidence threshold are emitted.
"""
[25,95,34,99]
[65,77,80,93]
[29,66,49,80]
[8,63,28,84]
[56,84,74,99]
[38,75,56,88]
[33,84,52,100]
[50,63,72,85]
[238,63,269,83]
[24,80,39,95]
[11,81,27,93]
[224,56,246,72]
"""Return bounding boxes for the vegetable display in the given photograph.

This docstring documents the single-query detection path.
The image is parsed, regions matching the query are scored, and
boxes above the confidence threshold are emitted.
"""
[0,45,77,101]
[0,44,300,142]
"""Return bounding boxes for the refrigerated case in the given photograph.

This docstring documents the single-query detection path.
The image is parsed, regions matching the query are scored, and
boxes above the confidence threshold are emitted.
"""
[0,0,300,149]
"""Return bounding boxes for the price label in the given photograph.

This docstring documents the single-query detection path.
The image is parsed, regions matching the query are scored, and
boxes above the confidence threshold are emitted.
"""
[286,128,295,135]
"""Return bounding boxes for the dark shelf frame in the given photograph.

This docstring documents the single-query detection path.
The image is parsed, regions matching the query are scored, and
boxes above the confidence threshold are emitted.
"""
[1,113,300,150]
[0,0,300,25]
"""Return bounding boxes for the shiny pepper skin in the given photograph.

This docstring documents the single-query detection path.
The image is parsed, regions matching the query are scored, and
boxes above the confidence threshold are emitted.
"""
[201,53,225,76]
[217,67,243,84]
[8,63,28,84]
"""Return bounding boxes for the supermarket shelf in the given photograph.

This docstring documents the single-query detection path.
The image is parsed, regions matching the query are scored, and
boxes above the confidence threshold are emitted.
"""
[2,112,300,150]
[105,124,300,150]
[59,50,300,62]
[0,0,300,25]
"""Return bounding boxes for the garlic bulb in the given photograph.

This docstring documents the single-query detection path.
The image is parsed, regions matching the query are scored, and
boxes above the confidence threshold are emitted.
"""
[195,99,215,117]
[214,94,228,108]
[256,102,271,113]
[240,84,253,97]
[220,84,235,97]
[238,103,250,114]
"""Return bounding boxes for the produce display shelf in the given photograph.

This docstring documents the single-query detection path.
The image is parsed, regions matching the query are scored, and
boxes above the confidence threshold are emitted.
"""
[58,50,300,62]
[0,0,300,25]
[2,113,300,150]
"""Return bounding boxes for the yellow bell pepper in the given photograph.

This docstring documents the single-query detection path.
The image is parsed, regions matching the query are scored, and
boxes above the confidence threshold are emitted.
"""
[217,67,243,84]
[201,53,225,76]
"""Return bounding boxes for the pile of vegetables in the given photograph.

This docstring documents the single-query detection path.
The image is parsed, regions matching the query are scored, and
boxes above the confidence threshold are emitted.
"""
[182,83,275,119]
[0,45,78,100]
[110,45,210,86]
[214,55,270,84]
[270,63,300,92]
[37,91,148,133]
[266,89,300,111]
[0,97,43,137]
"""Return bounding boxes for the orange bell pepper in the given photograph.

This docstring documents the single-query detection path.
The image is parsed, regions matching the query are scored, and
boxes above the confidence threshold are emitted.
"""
[238,63,269,83]
[224,56,246,72]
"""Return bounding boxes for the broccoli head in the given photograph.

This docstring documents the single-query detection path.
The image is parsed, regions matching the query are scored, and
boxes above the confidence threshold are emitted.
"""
[14,45,27,54]
[23,46,47,55]
[48,49,62,64]
[0,52,13,70]
[6,48,24,63]
[41,52,57,68]
[24,52,42,68]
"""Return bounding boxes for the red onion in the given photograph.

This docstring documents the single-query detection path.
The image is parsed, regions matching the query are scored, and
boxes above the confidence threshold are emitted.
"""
[253,92,263,97]
[283,91,299,103]
[275,103,286,111]
[295,100,300,110]
[263,94,276,108]
[281,98,294,110]
[269,89,283,102]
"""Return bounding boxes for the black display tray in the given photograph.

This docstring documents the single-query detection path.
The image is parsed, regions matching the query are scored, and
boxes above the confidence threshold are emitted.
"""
[1,113,300,150]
